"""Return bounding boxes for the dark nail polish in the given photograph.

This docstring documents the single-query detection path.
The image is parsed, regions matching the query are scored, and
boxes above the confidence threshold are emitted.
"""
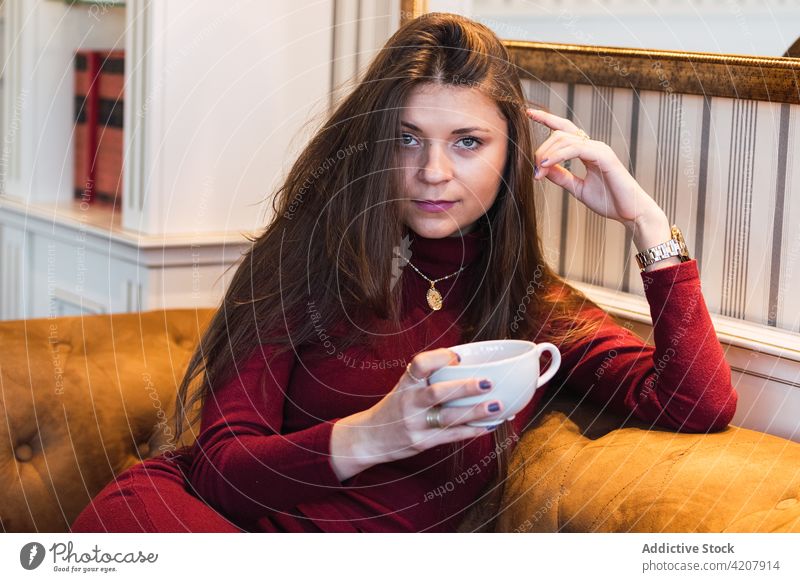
[479,379,492,391]
[541,158,549,165]
[486,424,499,431]
[533,164,539,176]
[488,402,500,413]
[456,353,461,363]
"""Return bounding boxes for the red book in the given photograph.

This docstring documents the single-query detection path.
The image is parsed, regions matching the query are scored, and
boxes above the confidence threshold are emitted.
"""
[95,50,124,207]
[73,49,124,207]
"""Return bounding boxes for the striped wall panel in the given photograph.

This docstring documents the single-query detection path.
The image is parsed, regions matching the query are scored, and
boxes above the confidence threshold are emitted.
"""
[522,78,800,333]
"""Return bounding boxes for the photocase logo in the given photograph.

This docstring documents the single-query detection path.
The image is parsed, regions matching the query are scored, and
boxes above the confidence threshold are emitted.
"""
[20,542,46,570]
[390,234,412,291]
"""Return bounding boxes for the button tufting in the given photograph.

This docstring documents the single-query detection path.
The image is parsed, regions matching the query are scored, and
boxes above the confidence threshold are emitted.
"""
[177,337,196,350]
[14,443,34,462]
[51,341,73,353]
[775,498,798,510]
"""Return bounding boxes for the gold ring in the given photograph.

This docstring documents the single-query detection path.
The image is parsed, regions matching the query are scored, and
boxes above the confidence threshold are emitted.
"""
[575,128,590,142]
[426,406,443,429]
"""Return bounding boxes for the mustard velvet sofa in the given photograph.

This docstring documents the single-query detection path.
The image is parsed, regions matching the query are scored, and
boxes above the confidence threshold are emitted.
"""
[1,309,798,533]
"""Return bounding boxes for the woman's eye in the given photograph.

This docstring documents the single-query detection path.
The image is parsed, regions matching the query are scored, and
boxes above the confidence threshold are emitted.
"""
[400,133,419,146]
[457,136,482,150]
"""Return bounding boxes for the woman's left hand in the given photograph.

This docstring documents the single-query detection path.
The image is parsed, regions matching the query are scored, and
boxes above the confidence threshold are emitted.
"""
[525,108,662,229]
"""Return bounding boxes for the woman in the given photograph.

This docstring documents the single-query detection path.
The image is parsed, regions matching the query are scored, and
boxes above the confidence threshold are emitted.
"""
[72,12,736,533]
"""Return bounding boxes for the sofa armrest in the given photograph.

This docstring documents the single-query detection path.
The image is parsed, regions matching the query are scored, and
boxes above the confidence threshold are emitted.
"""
[493,395,800,533]
[0,308,213,532]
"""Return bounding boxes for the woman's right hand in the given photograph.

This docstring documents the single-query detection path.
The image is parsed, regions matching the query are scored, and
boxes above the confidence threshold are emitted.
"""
[330,348,505,479]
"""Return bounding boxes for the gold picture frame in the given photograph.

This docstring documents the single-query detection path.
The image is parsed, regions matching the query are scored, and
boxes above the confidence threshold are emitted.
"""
[400,0,800,104]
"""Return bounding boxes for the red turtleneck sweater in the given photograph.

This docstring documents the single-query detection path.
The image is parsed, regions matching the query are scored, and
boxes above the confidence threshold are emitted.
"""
[187,225,738,532]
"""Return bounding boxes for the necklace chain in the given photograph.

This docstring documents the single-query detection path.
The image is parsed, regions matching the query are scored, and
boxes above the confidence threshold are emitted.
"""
[401,258,467,311]
[402,259,466,284]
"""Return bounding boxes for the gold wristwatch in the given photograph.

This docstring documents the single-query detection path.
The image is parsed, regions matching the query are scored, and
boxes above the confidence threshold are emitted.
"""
[634,224,691,272]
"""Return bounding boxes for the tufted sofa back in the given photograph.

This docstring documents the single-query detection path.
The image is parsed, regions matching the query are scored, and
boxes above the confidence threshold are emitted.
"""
[0,308,214,532]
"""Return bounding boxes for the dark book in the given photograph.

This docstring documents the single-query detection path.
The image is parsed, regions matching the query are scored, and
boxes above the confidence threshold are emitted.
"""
[73,50,100,203]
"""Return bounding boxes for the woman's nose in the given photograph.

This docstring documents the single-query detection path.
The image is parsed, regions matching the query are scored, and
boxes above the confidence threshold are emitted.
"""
[419,139,453,184]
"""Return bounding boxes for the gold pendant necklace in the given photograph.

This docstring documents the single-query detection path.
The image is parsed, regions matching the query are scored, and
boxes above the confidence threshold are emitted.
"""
[403,259,467,311]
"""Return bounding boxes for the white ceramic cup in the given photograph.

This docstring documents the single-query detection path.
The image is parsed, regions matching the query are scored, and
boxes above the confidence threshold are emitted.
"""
[428,339,561,427]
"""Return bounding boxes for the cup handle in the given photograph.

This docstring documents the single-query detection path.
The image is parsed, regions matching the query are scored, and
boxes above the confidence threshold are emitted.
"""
[534,342,561,388]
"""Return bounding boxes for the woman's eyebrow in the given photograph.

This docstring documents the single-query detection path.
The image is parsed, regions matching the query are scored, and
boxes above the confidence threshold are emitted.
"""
[400,120,491,134]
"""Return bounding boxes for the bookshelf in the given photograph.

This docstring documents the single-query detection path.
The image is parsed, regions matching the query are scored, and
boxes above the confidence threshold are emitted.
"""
[0,0,339,319]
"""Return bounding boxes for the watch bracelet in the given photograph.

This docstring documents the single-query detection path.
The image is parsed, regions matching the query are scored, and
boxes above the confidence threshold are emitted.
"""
[635,239,683,271]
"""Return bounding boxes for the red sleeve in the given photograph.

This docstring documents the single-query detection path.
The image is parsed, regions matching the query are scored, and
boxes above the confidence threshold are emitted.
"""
[551,259,738,432]
[187,344,352,520]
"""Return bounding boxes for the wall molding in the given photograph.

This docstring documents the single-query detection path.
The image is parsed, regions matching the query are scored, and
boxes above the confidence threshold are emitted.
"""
[0,196,254,267]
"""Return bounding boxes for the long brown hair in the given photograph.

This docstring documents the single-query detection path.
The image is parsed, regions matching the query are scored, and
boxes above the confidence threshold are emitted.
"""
[173,12,606,532]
